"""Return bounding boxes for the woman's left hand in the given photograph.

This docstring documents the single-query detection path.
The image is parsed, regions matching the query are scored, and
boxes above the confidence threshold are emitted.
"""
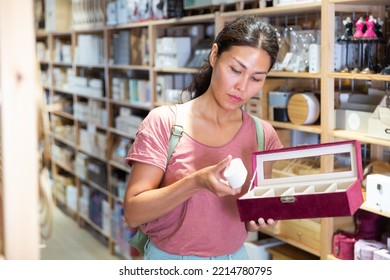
[246,218,278,231]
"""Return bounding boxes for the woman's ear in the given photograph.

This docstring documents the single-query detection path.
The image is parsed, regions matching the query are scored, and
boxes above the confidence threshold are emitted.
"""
[210,43,218,67]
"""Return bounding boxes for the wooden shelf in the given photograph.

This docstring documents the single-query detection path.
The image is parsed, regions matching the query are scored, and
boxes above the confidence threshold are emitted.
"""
[269,71,321,79]
[81,177,111,197]
[52,87,75,95]
[106,21,150,30]
[52,61,73,67]
[329,72,390,82]
[222,2,322,18]
[51,110,75,120]
[79,215,111,239]
[360,202,390,218]
[37,0,390,261]
[78,145,107,161]
[151,13,216,25]
[109,64,150,71]
[330,130,390,147]
[71,26,105,33]
[269,121,322,134]
[108,127,135,139]
[74,63,105,69]
[51,133,76,148]
[154,67,199,74]
[53,160,75,175]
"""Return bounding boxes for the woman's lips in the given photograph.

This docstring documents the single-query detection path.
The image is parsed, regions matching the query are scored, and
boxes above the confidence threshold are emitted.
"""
[228,94,242,103]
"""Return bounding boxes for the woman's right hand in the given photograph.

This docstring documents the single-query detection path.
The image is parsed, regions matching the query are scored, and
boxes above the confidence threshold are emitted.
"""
[194,155,242,197]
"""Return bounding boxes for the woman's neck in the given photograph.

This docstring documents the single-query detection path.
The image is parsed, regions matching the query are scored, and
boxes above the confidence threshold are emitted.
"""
[189,93,242,125]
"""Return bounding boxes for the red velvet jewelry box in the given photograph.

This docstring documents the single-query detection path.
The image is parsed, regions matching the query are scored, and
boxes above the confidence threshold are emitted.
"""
[237,140,364,221]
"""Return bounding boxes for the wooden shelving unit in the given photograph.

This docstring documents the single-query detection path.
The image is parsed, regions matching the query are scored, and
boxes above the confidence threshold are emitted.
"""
[36,0,390,260]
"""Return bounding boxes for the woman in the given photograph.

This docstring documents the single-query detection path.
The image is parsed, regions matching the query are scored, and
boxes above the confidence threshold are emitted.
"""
[124,15,283,260]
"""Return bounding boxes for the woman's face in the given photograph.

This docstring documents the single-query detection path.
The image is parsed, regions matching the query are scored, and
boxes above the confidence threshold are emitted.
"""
[209,44,271,110]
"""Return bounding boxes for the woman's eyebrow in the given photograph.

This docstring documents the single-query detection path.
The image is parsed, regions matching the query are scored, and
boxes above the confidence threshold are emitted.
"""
[233,57,268,75]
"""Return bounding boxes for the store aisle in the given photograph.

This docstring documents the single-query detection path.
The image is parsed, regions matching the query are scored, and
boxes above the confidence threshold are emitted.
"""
[40,206,121,260]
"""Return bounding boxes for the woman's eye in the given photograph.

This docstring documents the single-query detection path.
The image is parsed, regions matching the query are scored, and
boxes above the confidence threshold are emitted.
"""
[231,67,241,74]
[251,77,261,82]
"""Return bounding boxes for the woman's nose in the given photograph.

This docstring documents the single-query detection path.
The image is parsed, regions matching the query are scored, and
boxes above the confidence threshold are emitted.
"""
[235,77,248,92]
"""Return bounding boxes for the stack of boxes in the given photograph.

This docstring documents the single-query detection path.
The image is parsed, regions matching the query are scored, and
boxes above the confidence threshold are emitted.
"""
[51,144,74,170]
[112,30,130,65]
[80,184,90,219]
[69,76,104,98]
[111,76,151,105]
[36,42,49,62]
[45,0,72,32]
[112,77,129,101]
[75,34,104,65]
[107,0,184,25]
[52,174,74,206]
[65,185,78,213]
[52,68,72,89]
[155,37,191,68]
[79,126,107,159]
[114,108,144,138]
[75,153,89,180]
[53,39,72,64]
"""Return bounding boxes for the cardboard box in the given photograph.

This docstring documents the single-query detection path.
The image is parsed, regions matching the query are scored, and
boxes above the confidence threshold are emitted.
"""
[368,96,390,140]
[156,37,191,54]
[335,93,383,133]
[366,173,390,212]
[45,0,71,32]
[237,140,364,221]
[335,109,372,133]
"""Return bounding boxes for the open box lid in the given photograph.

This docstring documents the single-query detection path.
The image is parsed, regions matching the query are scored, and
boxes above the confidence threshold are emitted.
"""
[250,140,363,190]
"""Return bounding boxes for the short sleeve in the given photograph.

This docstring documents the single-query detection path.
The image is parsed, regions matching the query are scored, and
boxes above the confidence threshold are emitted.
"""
[125,106,175,171]
[262,120,283,151]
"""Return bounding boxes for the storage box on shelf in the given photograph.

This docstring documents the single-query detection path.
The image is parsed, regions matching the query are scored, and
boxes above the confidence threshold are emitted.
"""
[52,173,74,207]
[368,96,390,141]
[45,0,72,32]
[108,27,149,66]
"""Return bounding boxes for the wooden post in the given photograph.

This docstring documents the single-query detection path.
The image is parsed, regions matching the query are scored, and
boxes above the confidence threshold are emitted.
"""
[0,0,40,259]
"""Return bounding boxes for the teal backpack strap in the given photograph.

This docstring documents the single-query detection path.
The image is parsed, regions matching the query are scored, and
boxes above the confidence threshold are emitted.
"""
[251,115,264,151]
[167,104,184,165]
[130,105,185,255]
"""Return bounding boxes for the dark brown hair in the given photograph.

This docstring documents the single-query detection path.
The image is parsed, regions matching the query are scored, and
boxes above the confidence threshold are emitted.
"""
[183,15,279,100]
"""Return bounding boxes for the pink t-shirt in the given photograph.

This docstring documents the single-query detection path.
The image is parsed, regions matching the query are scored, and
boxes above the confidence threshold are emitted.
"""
[126,105,282,257]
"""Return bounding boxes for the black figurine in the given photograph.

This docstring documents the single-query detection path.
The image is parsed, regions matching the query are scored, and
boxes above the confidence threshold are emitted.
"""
[374,17,384,40]
[340,17,353,41]
[339,17,354,72]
